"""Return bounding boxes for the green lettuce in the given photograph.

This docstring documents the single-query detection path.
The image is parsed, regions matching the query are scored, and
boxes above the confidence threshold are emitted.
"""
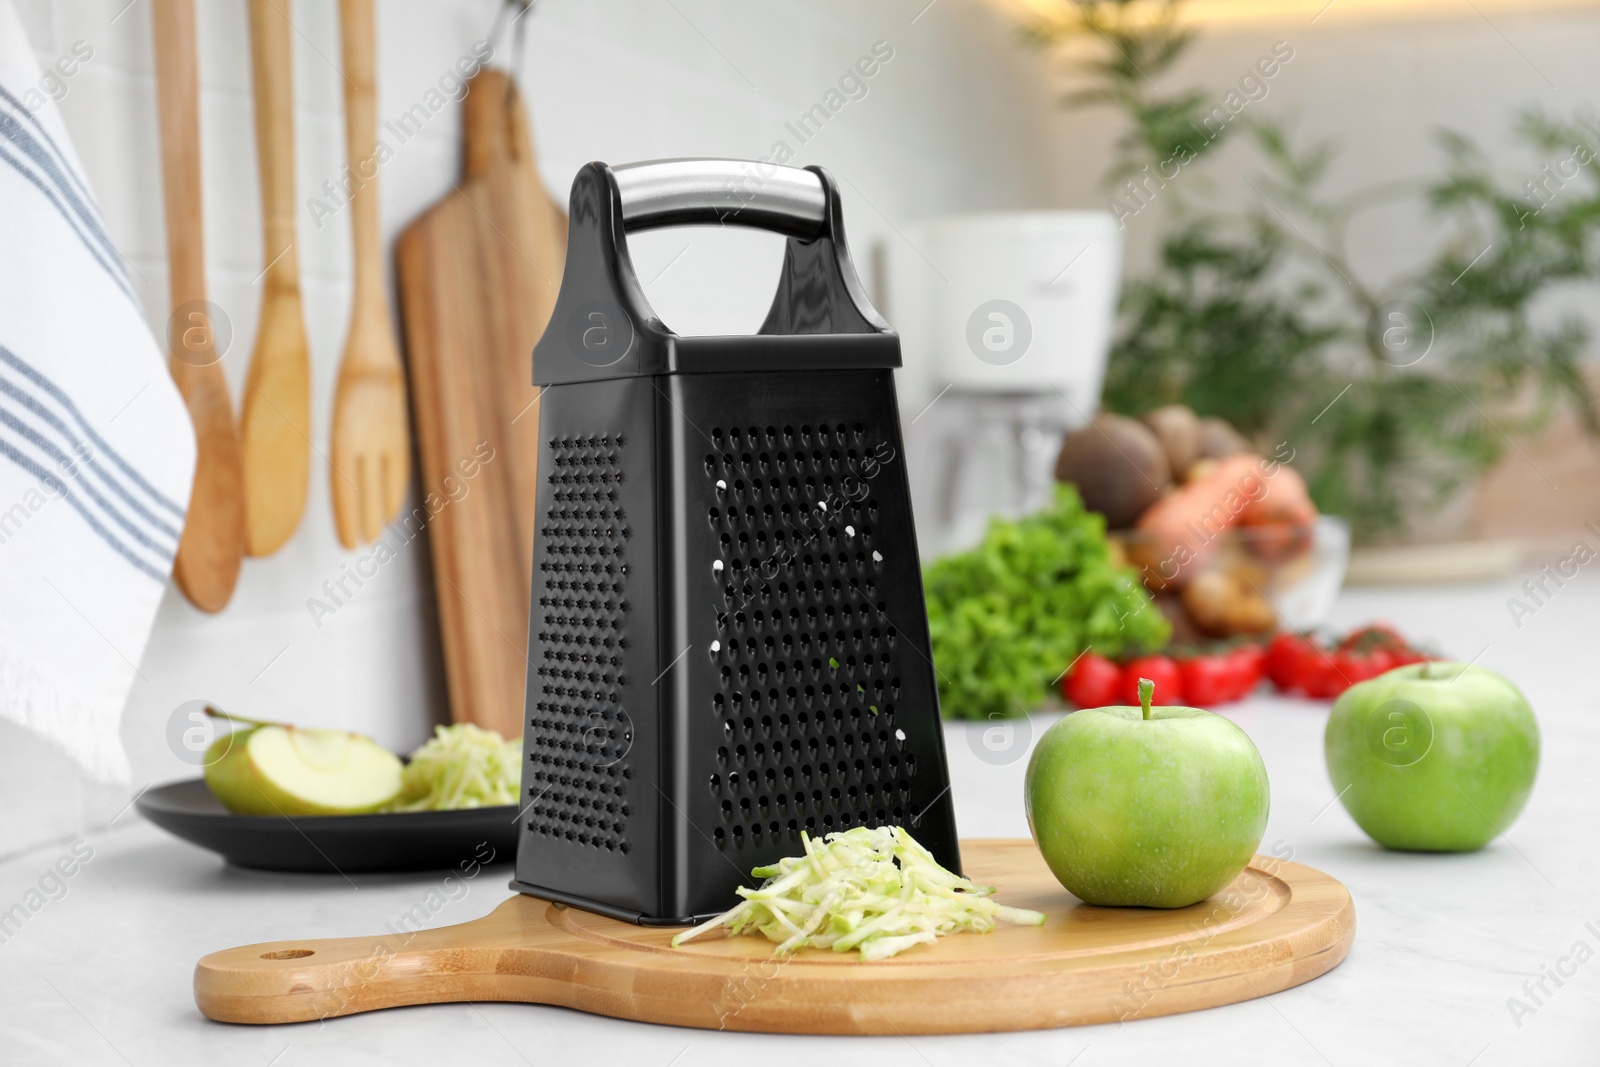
[924,484,1169,720]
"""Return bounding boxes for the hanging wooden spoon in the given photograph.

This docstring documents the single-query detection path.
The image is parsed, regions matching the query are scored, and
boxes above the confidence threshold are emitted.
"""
[330,0,409,547]
[241,0,311,557]
[151,0,245,610]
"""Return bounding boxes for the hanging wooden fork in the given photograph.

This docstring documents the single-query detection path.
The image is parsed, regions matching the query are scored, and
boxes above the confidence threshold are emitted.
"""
[330,0,410,546]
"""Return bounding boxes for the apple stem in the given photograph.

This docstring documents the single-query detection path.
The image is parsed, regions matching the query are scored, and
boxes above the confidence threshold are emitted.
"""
[203,705,286,731]
[1138,678,1154,721]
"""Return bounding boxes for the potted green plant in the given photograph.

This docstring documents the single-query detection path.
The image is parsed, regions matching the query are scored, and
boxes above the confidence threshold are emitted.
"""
[1024,0,1600,542]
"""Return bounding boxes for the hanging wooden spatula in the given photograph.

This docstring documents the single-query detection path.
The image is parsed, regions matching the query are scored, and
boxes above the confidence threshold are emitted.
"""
[151,0,245,610]
[330,0,409,547]
[241,0,311,557]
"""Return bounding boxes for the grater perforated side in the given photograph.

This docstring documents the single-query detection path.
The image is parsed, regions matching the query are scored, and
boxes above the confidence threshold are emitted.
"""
[663,369,961,920]
[524,436,633,853]
[700,417,919,849]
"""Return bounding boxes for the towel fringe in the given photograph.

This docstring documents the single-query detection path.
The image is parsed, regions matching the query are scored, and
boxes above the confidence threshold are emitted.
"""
[0,653,132,783]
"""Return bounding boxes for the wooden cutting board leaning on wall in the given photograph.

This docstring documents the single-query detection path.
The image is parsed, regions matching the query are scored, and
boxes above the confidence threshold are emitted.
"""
[396,68,565,739]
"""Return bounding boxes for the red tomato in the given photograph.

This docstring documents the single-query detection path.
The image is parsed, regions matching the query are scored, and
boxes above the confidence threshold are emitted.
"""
[1329,650,1378,691]
[1179,655,1234,707]
[1365,648,1397,674]
[1266,633,1314,691]
[1299,647,1347,698]
[1062,653,1121,709]
[1223,644,1267,701]
[1235,642,1268,674]
[1338,623,1406,651]
[1120,655,1184,705]
[1269,624,1434,699]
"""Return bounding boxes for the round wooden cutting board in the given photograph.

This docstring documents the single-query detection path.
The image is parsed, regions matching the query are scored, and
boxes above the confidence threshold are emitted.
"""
[194,839,1354,1033]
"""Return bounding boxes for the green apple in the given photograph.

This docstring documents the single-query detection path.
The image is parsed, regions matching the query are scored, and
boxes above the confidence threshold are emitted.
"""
[1324,661,1539,851]
[203,724,402,816]
[1024,679,1270,908]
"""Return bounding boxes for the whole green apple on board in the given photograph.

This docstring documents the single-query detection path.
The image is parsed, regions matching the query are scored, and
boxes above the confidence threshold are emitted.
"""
[1025,679,1269,908]
[1324,661,1539,851]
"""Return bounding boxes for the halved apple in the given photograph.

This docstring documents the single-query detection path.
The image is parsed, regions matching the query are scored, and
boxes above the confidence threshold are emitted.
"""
[203,725,402,816]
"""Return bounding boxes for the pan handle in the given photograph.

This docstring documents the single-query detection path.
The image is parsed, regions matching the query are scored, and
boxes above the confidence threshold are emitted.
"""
[612,158,827,239]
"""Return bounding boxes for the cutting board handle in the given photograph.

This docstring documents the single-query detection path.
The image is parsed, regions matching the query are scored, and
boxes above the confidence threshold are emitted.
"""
[194,896,558,1024]
[463,68,518,180]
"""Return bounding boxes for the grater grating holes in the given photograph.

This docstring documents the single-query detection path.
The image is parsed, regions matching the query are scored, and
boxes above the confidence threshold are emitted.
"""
[702,423,914,848]
[527,436,633,852]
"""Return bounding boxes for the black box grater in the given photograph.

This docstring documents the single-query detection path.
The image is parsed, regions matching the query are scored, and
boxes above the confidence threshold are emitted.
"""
[510,158,961,925]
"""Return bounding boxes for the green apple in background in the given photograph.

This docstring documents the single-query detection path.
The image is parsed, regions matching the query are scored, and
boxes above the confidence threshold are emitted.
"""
[1025,679,1270,908]
[204,723,402,816]
[1325,662,1539,851]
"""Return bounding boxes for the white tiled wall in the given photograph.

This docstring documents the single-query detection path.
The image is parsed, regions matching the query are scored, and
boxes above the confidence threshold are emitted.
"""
[0,0,1061,857]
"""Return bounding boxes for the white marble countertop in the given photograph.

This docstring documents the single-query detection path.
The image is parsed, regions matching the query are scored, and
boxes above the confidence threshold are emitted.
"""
[3,574,1597,1066]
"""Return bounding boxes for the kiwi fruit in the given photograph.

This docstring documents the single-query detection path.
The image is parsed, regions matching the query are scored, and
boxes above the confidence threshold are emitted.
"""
[1054,413,1171,528]
[1141,405,1202,479]
[1196,417,1252,461]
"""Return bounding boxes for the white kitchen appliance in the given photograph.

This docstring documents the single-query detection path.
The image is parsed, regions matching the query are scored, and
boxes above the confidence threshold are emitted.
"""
[886,212,1123,555]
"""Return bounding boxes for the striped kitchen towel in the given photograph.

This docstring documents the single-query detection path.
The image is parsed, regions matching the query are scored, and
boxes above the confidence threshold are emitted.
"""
[0,2,196,782]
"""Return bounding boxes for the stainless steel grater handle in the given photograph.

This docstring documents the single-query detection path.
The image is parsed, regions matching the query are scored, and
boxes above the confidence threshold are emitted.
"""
[613,158,827,238]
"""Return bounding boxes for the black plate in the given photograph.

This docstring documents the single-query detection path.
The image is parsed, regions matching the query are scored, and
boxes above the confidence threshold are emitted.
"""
[136,779,521,874]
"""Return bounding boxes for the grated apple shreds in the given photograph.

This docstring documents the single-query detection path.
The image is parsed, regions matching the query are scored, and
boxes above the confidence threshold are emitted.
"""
[385,724,522,812]
[670,825,1045,961]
